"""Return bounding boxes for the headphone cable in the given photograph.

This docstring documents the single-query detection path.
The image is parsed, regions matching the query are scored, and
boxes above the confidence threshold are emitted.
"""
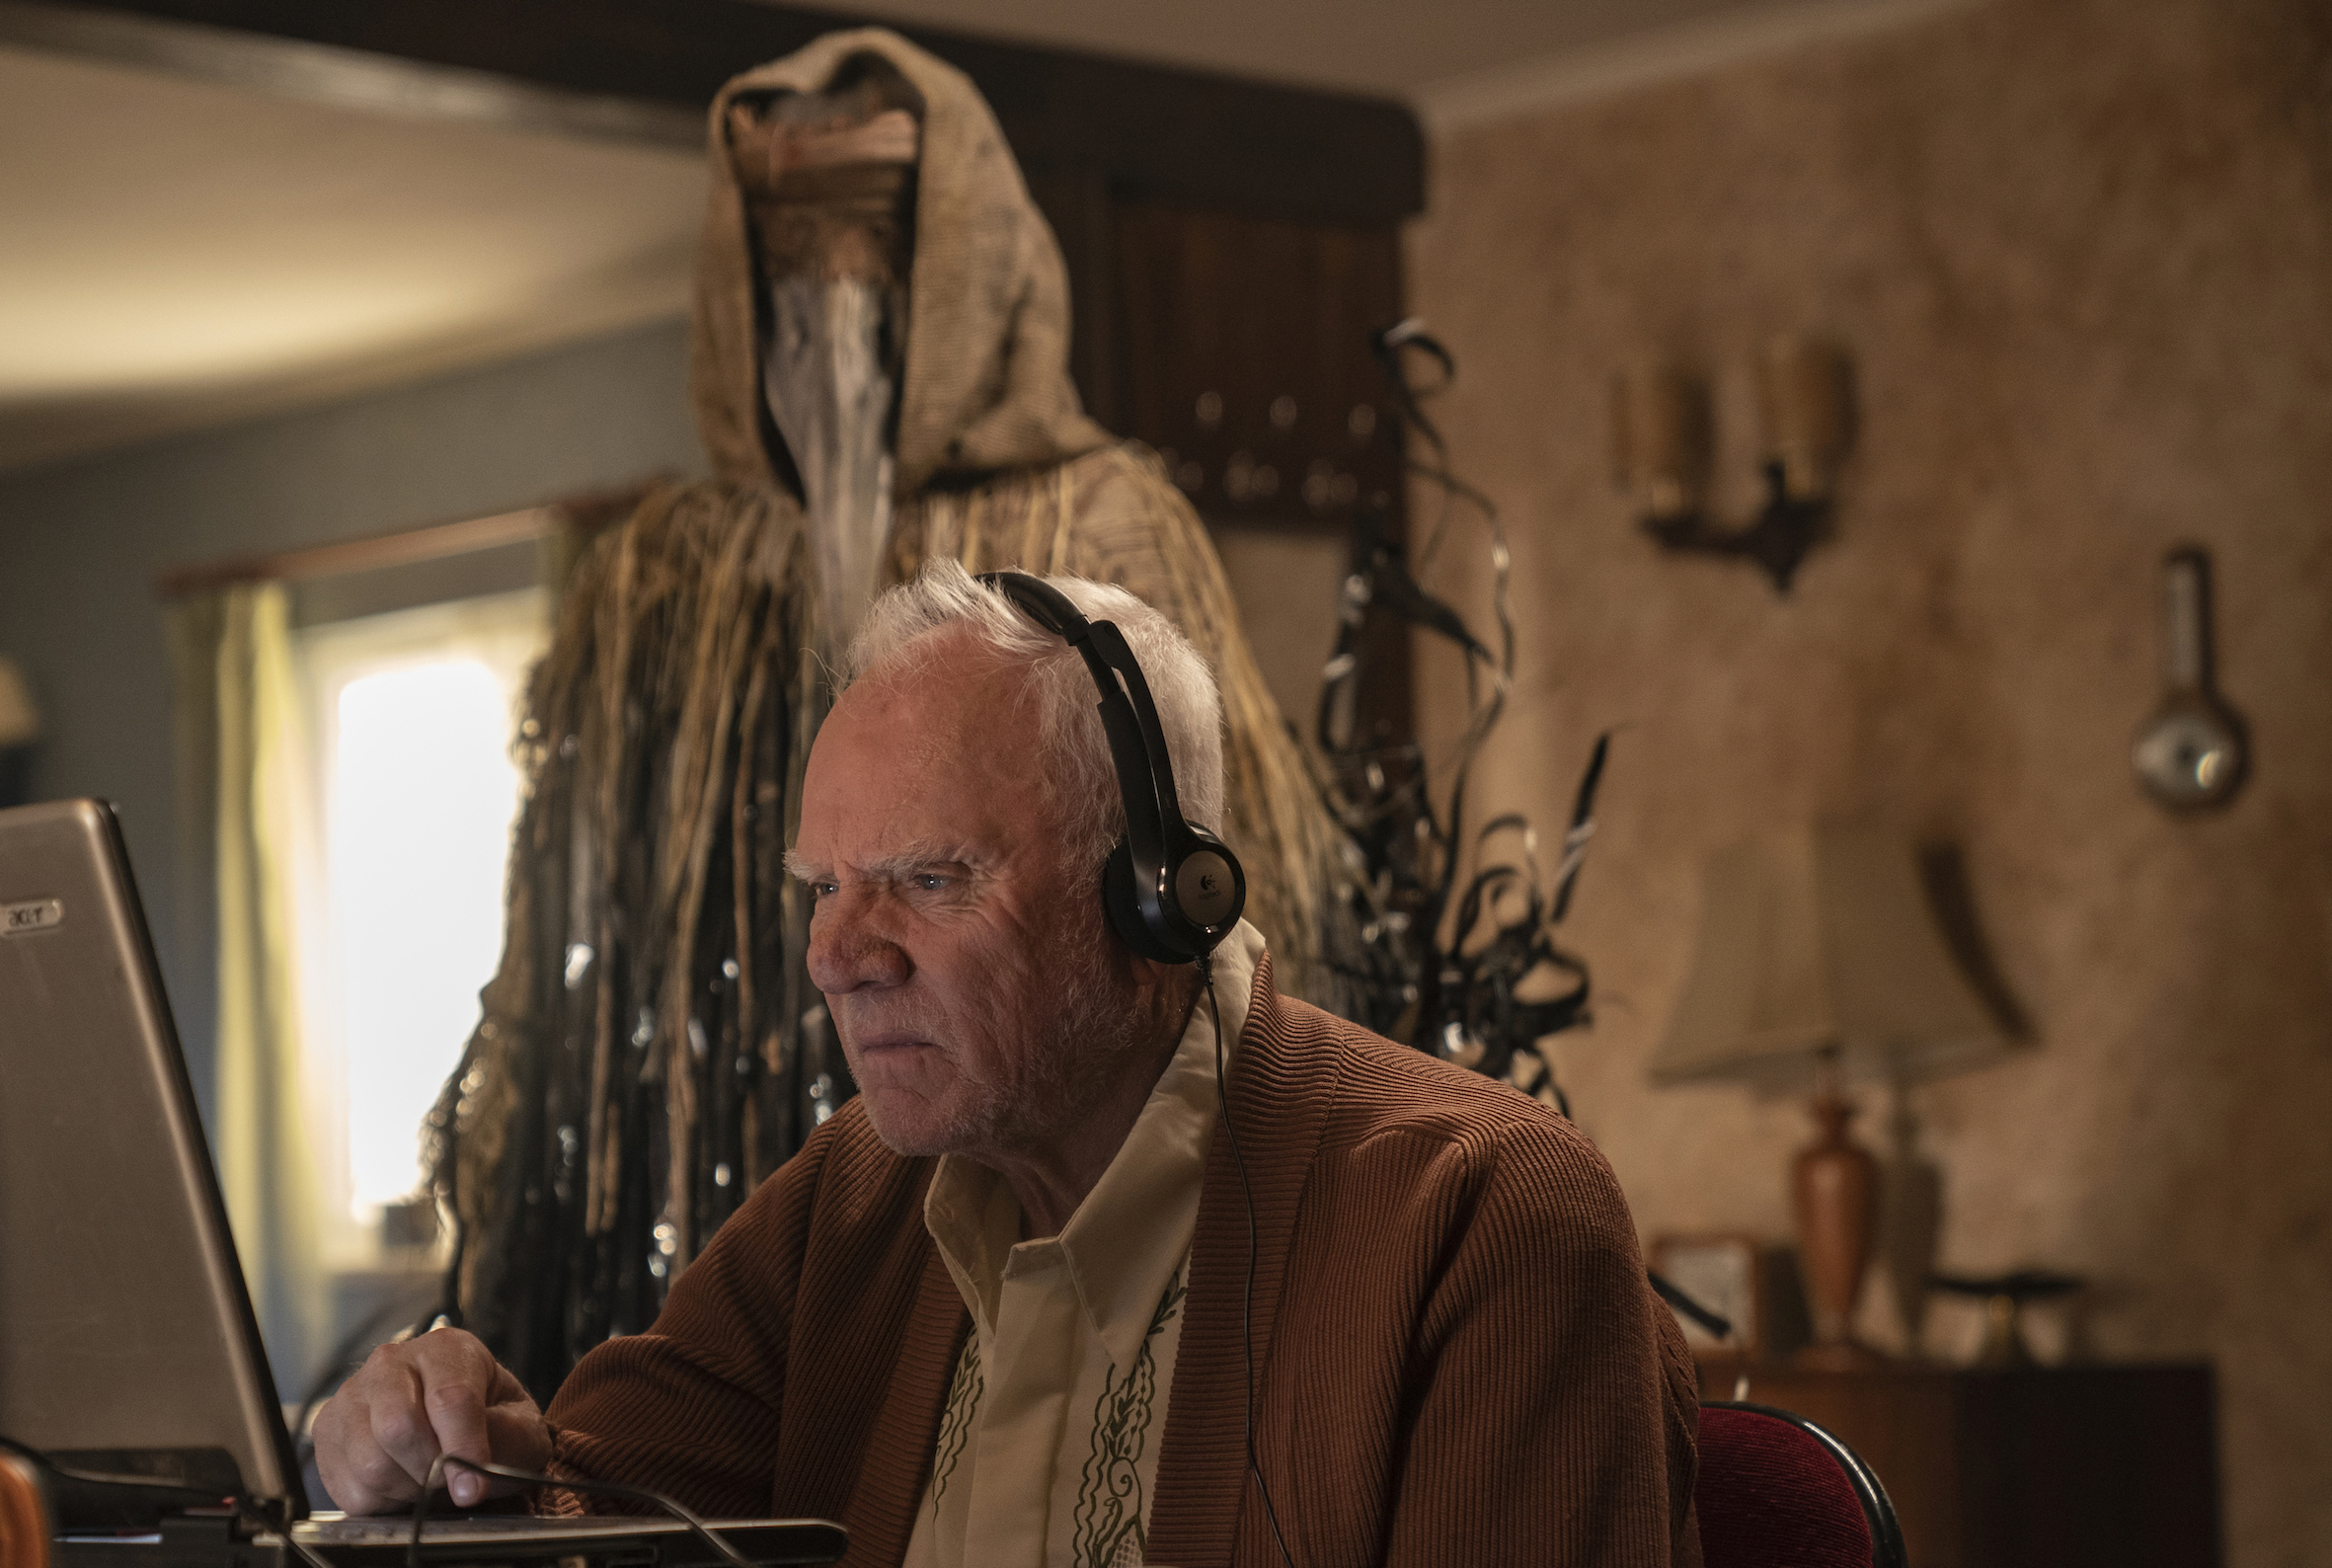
[1202,953,1295,1568]
[412,1455,753,1568]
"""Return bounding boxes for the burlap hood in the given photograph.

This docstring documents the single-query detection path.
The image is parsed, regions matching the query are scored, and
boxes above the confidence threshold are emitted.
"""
[690,28,1112,497]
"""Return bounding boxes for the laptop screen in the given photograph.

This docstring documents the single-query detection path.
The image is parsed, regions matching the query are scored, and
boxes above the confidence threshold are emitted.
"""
[0,800,304,1516]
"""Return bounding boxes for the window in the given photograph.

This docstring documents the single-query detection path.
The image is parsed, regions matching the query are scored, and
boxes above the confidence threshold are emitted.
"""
[296,588,549,1256]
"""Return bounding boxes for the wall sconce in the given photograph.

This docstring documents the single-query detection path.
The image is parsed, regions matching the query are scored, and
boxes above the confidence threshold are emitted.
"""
[1612,337,1854,593]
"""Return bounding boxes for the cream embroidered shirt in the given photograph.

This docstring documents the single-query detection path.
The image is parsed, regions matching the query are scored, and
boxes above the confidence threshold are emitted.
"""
[900,921,1264,1568]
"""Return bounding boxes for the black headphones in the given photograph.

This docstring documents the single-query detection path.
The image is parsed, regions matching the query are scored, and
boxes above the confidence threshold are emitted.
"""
[979,571,1246,965]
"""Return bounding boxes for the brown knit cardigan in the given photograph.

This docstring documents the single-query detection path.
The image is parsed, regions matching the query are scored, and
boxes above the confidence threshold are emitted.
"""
[546,958,1702,1567]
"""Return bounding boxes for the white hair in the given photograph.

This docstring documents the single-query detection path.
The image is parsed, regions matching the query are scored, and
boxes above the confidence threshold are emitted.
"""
[841,558,1226,874]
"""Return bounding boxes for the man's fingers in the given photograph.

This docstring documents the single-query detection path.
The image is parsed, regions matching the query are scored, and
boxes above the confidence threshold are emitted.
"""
[472,1358,552,1496]
[425,1397,552,1504]
[486,1360,534,1413]
[422,1377,495,1506]
[401,1328,512,1505]
[315,1329,519,1514]
[317,1372,428,1514]
[313,1395,403,1516]
[366,1359,452,1497]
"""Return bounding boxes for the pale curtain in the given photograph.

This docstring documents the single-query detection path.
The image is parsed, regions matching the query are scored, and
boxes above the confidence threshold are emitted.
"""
[168,581,326,1393]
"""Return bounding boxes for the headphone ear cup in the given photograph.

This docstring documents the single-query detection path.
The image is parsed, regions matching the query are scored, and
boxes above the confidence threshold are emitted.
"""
[1102,839,1190,964]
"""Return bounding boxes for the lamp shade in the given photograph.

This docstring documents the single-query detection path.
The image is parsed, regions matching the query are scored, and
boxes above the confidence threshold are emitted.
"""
[0,658,39,748]
[1649,824,2005,1091]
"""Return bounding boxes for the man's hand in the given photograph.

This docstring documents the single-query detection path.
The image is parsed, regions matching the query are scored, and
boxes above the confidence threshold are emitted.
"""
[313,1327,552,1516]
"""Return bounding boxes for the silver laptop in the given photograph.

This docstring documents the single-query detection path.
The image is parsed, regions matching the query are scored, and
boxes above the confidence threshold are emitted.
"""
[0,799,844,1566]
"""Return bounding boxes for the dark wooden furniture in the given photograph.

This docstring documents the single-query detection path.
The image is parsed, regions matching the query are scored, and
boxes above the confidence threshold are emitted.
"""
[1712,1364,2221,1568]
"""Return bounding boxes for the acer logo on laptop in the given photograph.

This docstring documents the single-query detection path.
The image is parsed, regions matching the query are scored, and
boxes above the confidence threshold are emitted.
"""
[3,898,61,934]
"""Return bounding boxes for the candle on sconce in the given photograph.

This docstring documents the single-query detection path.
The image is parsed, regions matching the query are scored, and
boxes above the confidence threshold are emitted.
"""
[1756,337,1852,503]
[1611,364,1708,520]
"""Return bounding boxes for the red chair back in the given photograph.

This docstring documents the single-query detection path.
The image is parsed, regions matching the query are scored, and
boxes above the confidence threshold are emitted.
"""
[1696,1402,1902,1568]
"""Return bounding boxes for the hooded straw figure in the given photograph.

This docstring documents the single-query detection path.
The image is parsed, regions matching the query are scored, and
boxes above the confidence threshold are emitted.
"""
[429,29,1360,1397]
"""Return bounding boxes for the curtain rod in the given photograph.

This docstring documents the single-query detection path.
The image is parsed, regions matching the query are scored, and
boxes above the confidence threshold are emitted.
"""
[154,479,663,600]
[156,508,555,599]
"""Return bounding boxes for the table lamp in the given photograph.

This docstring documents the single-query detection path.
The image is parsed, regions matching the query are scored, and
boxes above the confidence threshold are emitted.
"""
[1649,823,2007,1367]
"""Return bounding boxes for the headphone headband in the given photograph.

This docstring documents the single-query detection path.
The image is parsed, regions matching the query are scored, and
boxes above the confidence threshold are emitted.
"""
[979,571,1244,964]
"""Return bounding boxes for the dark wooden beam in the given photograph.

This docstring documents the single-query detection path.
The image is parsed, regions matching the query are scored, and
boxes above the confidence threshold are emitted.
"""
[0,0,1425,222]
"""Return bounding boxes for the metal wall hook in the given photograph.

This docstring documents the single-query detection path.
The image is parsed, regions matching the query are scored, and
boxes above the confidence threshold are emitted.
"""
[2133,545,2248,810]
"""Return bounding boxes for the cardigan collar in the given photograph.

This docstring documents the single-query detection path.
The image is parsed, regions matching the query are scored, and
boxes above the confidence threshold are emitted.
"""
[1146,953,1346,1566]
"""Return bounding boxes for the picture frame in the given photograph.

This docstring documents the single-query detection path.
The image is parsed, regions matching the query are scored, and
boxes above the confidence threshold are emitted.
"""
[1652,1233,1766,1362]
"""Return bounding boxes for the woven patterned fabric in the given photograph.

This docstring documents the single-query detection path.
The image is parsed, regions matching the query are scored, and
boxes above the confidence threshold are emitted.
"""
[1694,1407,1871,1568]
[688,28,1111,501]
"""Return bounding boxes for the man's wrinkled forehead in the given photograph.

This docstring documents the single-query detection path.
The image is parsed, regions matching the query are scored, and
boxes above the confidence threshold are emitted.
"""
[794,640,1047,858]
[809,688,940,809]
[840,634,1033,755]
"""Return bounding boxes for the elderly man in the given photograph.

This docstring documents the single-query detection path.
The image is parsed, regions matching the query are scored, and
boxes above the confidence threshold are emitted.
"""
[317,564,1701,1567]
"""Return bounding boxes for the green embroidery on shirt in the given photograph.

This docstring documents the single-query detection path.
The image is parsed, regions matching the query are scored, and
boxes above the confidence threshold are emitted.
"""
[1070,1270,1187,1568]
[930,1332,983,1517]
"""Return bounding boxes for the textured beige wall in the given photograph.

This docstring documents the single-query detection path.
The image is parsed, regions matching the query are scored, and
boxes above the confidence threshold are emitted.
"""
[1404,0,2332,1561]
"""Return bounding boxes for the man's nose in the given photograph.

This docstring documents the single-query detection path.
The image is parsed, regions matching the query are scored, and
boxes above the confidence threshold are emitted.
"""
[805,889,911,994]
